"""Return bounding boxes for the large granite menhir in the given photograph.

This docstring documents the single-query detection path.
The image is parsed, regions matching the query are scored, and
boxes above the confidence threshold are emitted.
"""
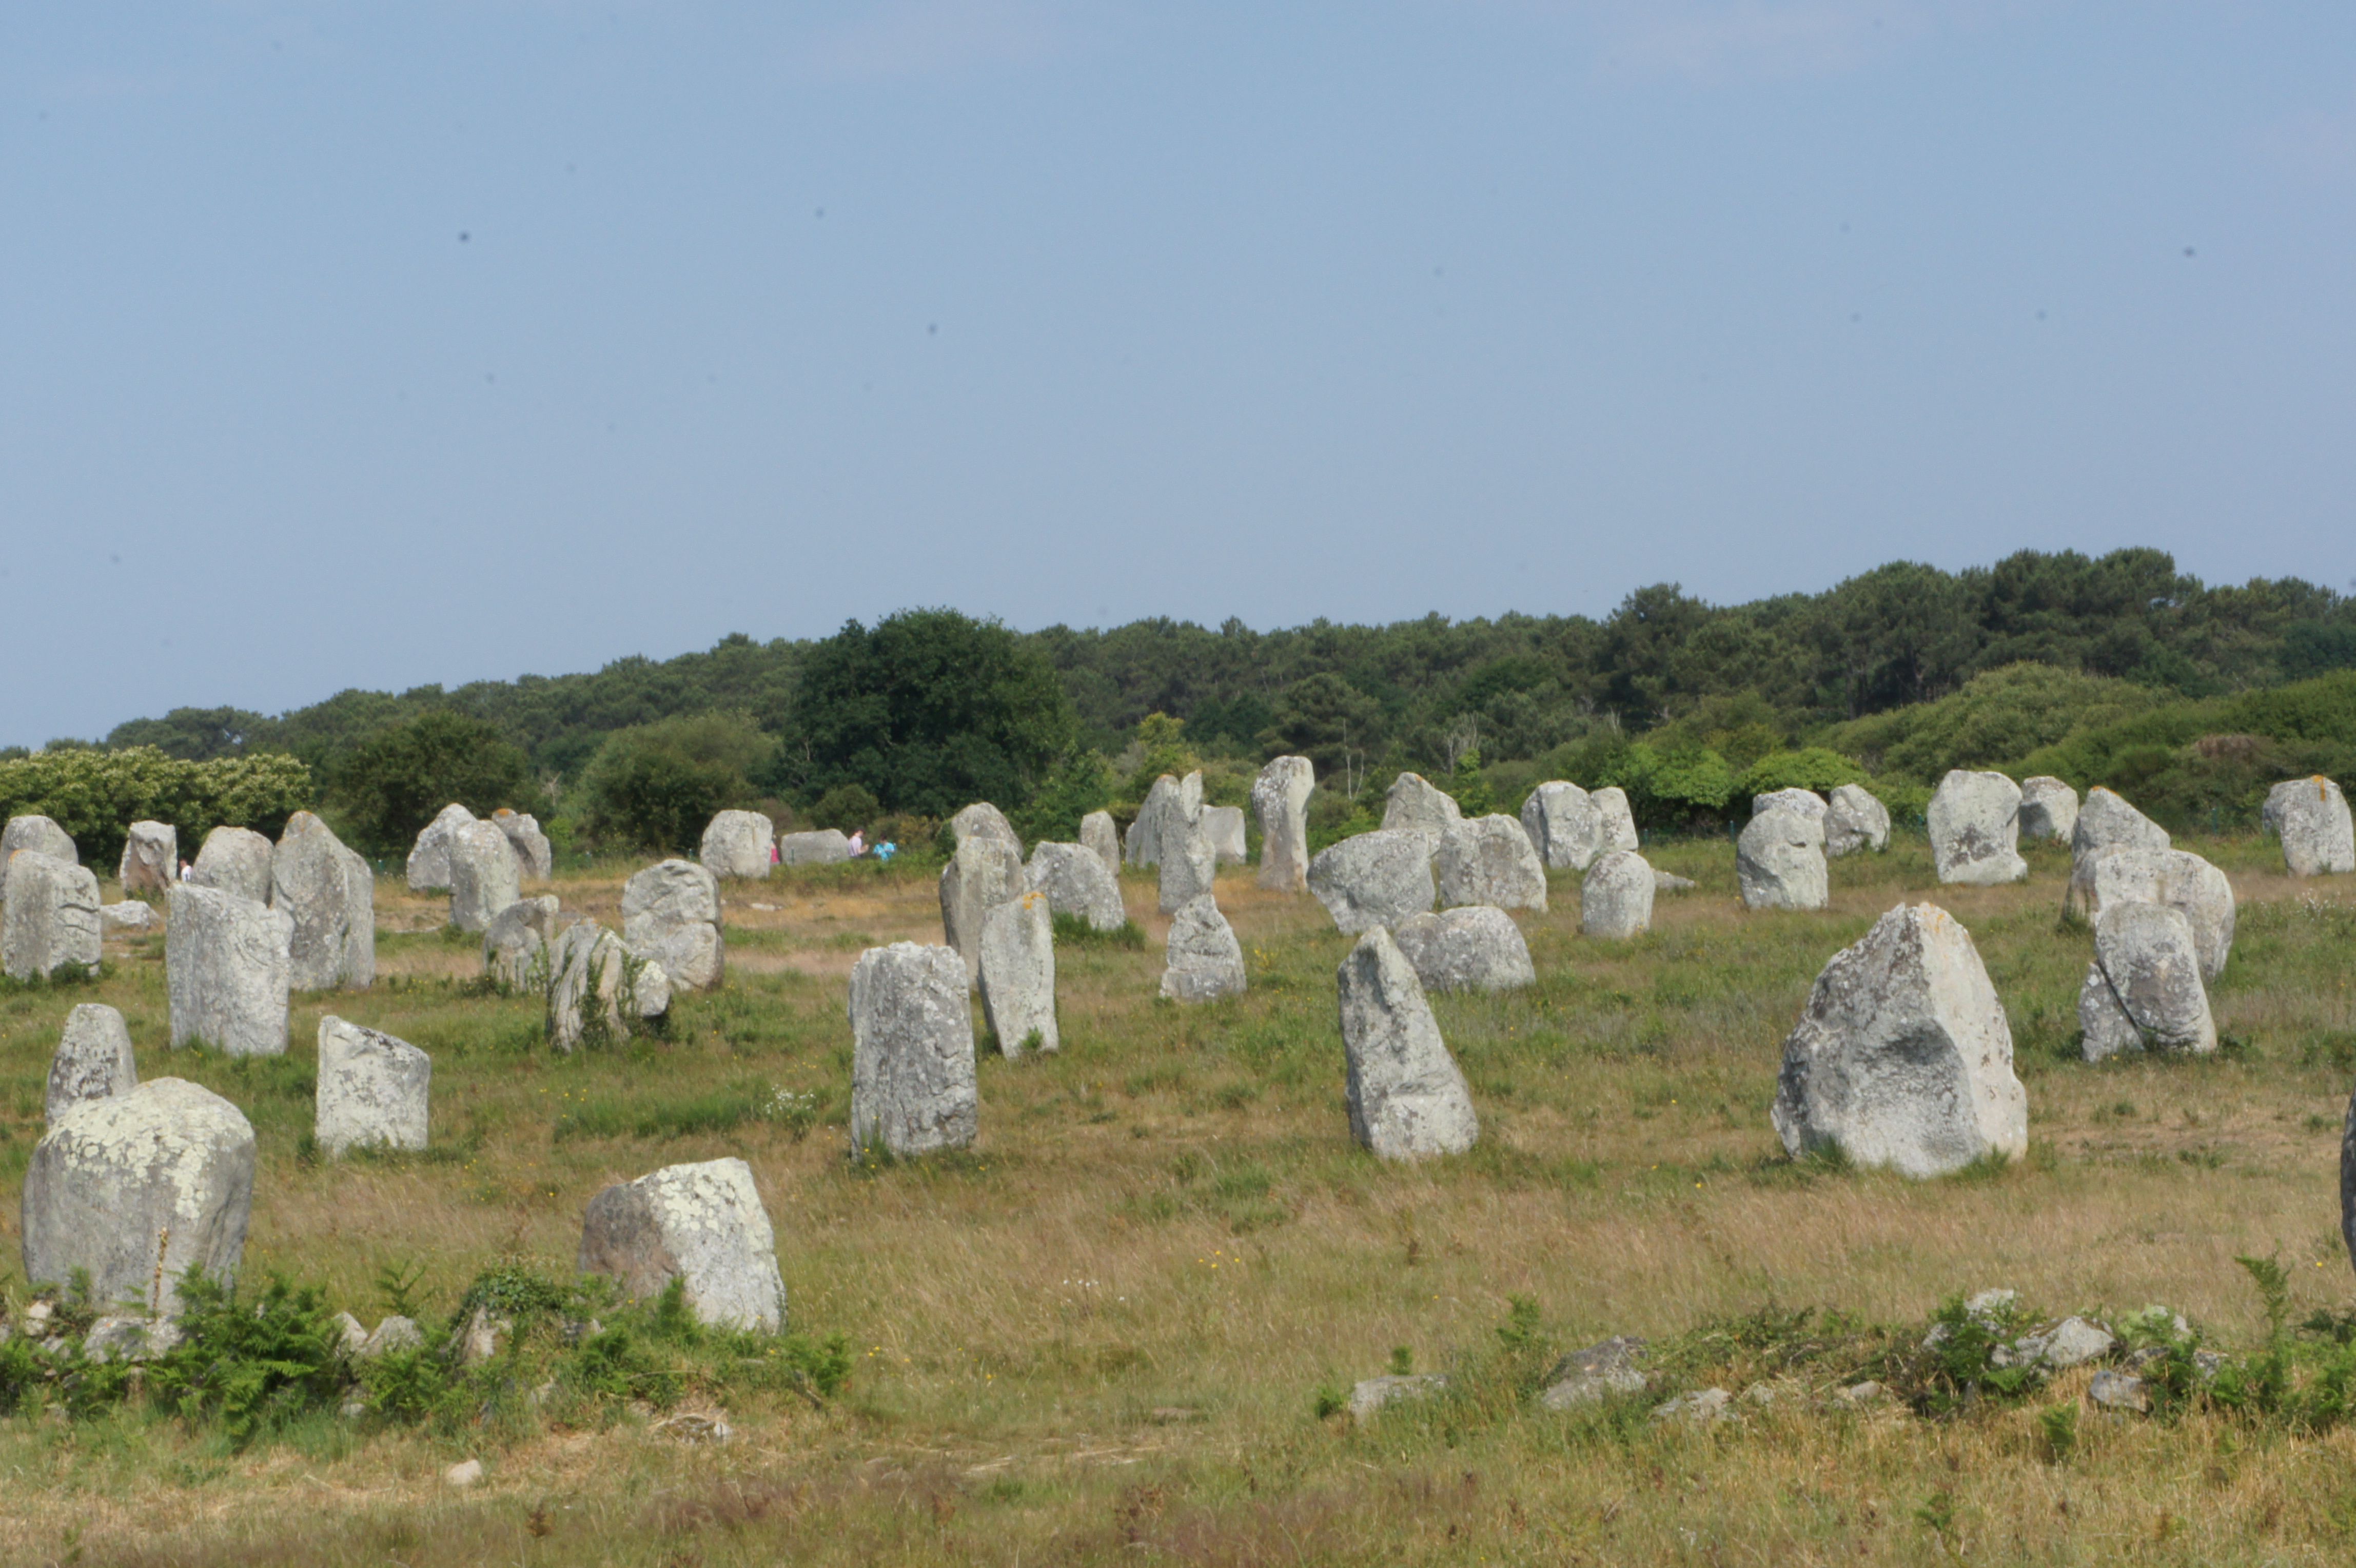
[270,811,374,990]
[1307,830,1436,934]
[1252,756,1315,892]
[315,1016,430,1157]
[3,849,101,982]
[167,884,292,1057]
[623,859,724,990]
[849,943,978,1158]
[1337,926,1479,1161]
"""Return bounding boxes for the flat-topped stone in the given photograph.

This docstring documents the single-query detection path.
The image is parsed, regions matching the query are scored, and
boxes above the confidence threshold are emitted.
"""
[849,943,978,1158]
[1391,906,1534,992]
[1928,771,2027,885]
[1156,814,1217,915]
[1201,805,1248,867]
[1521,781,1609,872]
[2067,788,2171,915]
[1026,841,1126,932]
[700,811,774,879]
[1307,830,1436,933]
[1436,815,1547,912]
[2086,847,2236,981]
[778,829,855,866]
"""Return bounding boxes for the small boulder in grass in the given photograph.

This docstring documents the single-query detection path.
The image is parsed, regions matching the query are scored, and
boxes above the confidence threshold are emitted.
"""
[445,1459,484,1488]
[1537,1336,1648,1410]
[578,1157,788,1332]
[1580,851,1655,940]
[1160,895,1246,1003]
[1349,1373,1448,1425]
[699,809,775,880]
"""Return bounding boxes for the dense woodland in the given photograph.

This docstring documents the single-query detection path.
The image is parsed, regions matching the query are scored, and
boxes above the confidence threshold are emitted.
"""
[11,547,2355,860]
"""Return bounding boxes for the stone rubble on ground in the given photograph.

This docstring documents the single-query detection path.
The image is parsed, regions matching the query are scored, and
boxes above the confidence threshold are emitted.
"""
[1436,815,1548,912]
[1737,806,1829,912]
[1337,926,1479,1160]
[2,849,102,981]
[1652,1388,1734,1425]
[2018,777,2080,844]
[1772,903,2029,1178]
[1307,829,1437,934]
[314,1015,431,1157]
[1349,1373,1449,1425]
[978,890,1058,1055]
[1825,784,1892,857]
[166,883,293,1056]
[1251,757,1316,893]
[1025,841,1127,932]
[1537,1336,1649,1410]
[578,1157,788,1331]
[1390,906,1534,993]
[2078,900,2216,1059]
[46,1002,138,1123]
[2088,1370,2149,1413]
[1581,850,1656,940]
[406,803,478,892]
[119,820,177,895]
[849,942,978,1158]
[1160,894,1247,1003]
[700,810,775,880]
[270,811,375,990]
[22,1076,256,1315]
[623,858,724,991]
[1927,770,2028,885]
[2268,776,2354,877]
[939,833,1027,988]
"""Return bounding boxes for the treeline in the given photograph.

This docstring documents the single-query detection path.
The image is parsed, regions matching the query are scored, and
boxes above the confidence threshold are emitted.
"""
[20,547,2353,857]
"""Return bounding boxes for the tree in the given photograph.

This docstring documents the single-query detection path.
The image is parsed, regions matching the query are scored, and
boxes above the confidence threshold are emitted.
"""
[580,712,776,854]
[780,610,1076,818]
[1263,673,1384,791]
[326,712,533,858]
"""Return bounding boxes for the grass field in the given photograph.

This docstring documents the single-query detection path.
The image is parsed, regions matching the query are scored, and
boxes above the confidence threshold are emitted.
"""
[6,831,2356,1565]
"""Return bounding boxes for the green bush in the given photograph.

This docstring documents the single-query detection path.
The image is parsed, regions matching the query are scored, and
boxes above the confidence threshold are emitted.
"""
[0,747,314,871]
[580,711,776,853]
[1738,747,1867,808]
[810,782,882,834]
[325,710,534,858]
[1596,742,1739,829]
[1016,747,1114,844]
[1823,663,2165,782]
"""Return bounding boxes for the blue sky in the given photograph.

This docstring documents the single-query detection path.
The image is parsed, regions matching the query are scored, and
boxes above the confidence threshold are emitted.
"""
[4,3,2351,746]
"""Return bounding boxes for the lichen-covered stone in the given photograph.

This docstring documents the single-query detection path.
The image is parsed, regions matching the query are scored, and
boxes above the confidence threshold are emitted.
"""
[1201,806,1248,866]
[545,920,667,1052]
[483,895,563,992]
[1771,904,2028,1179]
[623,859,724,990]
[166,884,292,1056]
[1338,927,1479,1160]
[1307,830,1437,933]
[23,1077,255,1314]
[1928,771,2027,886]
[1025,842,1125,932]
[493,809,554,880]
[848,943,977,1158]
[978,890,1057,1055]
[101,901,155,936]
[2269,777,2354,877]
[1382,772,1462,848]
[1161,895,1246,1003]
[2078,901,2214,1059]
[1125,774,1202,868]
[2067,788,2171,915]
[1825,785,1891,857]
[2086,847,2236,981]
[119,821,177,896]
[1580,851,1656,940]
[3,850,101,981]
[1437,815,1547,912]
[0,815,76,904]
[1252,757,1315,892]
[1390,906,1534,992]
[314,1016,430,1157]
[1752,788,1827,825]
[1737,808,1829,912]
[2019,778,2080,844]
[700,810,775,880]
[949,802,1022,852]
[1156,814,1218,914]
[448,821,522,935]
[939,835,1025,988]
[1593,788,1640,855]
[190,826,274,905]
[1520,781,1608,871]
[406,803,477,892]
[270,811,374,990]
[778,830,854,866]
[579,1158,786,1331]
[1079,811,1123,880]
[47,1003,136,1122]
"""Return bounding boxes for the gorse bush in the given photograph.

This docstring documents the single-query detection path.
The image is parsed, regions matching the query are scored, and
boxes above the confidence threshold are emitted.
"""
[0,746,313,869]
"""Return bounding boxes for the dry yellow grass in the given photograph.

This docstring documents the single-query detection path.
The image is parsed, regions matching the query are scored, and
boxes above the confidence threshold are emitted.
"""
[5,832,2356,1564]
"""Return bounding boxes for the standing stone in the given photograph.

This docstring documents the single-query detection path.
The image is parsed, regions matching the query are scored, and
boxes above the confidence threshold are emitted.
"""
[406,803,477,891]
[2086,847,2236,981]
[2269,777,2355,877]
[2,850,102,981]
[579,1158,787,1332]
[493,809,555,880]
[1521,781,1608,871]
[190,825,274,904]
[978,890,1057,1055]
[1337,927,1479,1160]
[1594,788,1641,855]
[1125,774,1202,869]
[546,920,669,1052]
[1436,815,1547,912]
[447,820,522,934]
[2067,788,2171,915]
[700,810,775,879]
[1079,811,1123,881]
[1770,904,2028,1179]
[1391,906,1535,992]
[1737,808,1829,912]
[119,821,177,895]
[166,884,293,1056]
[1382,772,1463,848]
[950,801,1022,852]
[1581,851,1656,940]
[2078,901,2215,1059]
[46,1003,137,1122]
[848,943,978,1158]
[1825,784,1891,857]
[1201,806,1248,866]
[622,859,724,991]
[939,835,1026,987]
[101,901,155,936]
[314,1016,430,1157]
[23,1077,256,1314]
[483,895,562,992]
[1752,788,1828,826]
[1307,830,1437,934]
[2019,778,2080,844]
[778,829,854,866]
[1161,894,1246,1002]
[1156,815,1218,914]
[0,816,77,906]
[1025,842,1126,932]
[270,811,375,990]
[1251,757,1315,892]
[1927,771,2027,886]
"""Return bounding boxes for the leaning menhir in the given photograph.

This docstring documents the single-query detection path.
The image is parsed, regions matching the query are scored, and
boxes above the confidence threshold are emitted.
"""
[2078,900,2215,1060]
[1382,771,1462,848]
[1580,850,1655,941]
[1307,829,1437,934]
[2019,777,2080,845]
[978,890,1058,1055]
[270,811,375,990]
[1252,756,1315,893]
[1770,903,2028,1179]
[1025,841,1125,932]
[315,1016,430,1157]
[1337,926,1479,1160]
[119,820,178,895]
[23,1077,256,1315]
[1390,905,1534,992]
[47,1003,138,1123]
[1125,773,1202,869]
[166,884,292,1056]
[191,825,275,905]
[1436,815,1547,912]
[1927,770,2027,886]
[1825,784,1891,857]
[580,1157,787,1331]
[940,833,1026,987]
[1736,806,1829,912]
[2067,787,2171,914]
[2,849,102,982]
[623,858,724,990]
[700,809,775,880]
[1161,894,1247,1003]
[2269,776,2354,878]
[849,942,978,1158]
